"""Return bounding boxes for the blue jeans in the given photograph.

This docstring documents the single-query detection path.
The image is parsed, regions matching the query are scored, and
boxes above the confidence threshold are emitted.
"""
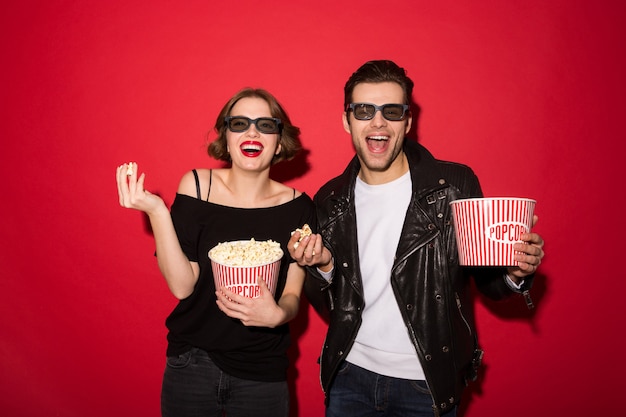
[326,361,457,417]
[161,347,289,417]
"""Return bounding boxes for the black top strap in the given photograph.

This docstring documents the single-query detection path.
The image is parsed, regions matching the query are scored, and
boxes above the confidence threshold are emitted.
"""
[192,169,201,199]
[207,169,212,201]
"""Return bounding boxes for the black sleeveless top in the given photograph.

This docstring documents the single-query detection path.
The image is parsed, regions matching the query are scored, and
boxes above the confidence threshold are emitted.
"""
[164,172,315,382]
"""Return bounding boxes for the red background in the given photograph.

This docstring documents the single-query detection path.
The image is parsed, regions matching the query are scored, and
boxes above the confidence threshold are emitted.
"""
[2,1,624,416]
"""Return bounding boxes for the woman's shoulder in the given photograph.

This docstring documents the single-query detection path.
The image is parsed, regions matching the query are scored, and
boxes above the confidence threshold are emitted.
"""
[270,180,305,202]
[177,169,200,198]
[177,168,226,199]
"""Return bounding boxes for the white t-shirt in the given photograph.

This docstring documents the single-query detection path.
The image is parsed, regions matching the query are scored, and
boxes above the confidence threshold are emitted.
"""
[345,170,425,380]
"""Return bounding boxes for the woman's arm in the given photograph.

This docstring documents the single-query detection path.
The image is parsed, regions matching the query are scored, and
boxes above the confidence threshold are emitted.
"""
[116,163,199,299]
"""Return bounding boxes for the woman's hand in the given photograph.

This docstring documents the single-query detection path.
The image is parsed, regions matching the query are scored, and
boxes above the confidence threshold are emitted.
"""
[215,277,286,327]
[116,162,165,215]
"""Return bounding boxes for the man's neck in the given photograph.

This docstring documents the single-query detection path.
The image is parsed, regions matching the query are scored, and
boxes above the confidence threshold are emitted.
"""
[358,152,409,185]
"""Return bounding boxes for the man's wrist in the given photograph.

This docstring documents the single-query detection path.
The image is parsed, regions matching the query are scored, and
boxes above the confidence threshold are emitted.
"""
[504,273,524,291]
[317,258,334,281]
[318,259,334,273]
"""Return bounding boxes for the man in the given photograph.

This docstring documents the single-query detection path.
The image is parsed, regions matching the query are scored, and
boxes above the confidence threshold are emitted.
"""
[288,60,545,416]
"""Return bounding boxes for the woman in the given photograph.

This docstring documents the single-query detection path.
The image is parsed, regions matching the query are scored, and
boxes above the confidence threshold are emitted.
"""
[116,88,315,417]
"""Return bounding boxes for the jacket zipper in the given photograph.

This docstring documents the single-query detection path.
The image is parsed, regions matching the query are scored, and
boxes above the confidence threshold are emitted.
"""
[455,292,472,336]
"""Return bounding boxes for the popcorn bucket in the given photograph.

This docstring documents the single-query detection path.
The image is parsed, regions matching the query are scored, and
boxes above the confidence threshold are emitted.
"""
[450,198,536,266]
[209,240,283,298]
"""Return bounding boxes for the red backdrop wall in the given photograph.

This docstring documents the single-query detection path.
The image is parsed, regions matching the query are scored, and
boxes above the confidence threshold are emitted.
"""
[2,1,624,416]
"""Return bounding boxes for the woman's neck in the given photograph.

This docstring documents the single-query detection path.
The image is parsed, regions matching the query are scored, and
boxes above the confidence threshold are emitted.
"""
[220,168,276,207]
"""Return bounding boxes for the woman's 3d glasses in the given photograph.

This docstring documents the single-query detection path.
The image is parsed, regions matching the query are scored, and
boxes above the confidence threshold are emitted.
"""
[224,116,282,134]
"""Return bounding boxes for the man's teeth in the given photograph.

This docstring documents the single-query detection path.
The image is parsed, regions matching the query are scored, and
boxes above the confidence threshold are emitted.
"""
[367,136,388,141]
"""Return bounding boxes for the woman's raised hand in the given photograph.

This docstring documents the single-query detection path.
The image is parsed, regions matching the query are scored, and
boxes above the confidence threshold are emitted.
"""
[116,162,165,215]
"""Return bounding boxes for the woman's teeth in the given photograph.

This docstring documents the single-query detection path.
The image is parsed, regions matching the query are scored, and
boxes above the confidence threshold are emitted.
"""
[240,141,264,156]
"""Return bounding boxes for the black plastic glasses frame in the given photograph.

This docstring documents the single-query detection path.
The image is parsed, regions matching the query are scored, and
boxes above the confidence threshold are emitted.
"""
[224,116,282,134]
[346,103,409,121]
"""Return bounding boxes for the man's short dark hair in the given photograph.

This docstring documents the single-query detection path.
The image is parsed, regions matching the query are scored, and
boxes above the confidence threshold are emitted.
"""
[343,60,415,109]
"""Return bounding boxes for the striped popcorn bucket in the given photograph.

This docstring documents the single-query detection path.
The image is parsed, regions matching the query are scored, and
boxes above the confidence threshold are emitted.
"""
[450,198,536,266]
[209,255,282,298]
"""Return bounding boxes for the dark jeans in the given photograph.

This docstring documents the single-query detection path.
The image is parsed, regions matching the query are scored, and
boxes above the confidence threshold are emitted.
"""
[161,347,289,417]
[326,361,457,417]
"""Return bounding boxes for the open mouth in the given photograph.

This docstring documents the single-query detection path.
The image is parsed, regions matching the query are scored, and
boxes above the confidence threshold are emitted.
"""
[366,135,389,152]
[240,141,264,157]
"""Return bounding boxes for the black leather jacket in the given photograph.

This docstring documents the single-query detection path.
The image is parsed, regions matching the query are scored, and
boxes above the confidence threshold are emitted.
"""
[305,140,532,416]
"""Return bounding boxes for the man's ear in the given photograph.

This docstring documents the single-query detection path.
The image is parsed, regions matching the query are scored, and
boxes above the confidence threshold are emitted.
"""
[342,112,351,133]
[405,113,413,135]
